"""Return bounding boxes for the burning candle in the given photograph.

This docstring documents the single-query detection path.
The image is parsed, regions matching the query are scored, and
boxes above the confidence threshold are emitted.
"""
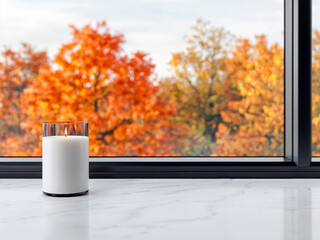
[42,121,89,197]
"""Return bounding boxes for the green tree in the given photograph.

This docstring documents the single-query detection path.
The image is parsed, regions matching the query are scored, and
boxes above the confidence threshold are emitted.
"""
[161,19,237,155]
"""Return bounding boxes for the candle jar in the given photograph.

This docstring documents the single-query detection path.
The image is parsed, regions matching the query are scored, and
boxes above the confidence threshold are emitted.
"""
[42,121,89,197]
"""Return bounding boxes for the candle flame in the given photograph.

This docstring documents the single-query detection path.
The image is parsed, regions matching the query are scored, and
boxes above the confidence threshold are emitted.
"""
[64,127,67,137]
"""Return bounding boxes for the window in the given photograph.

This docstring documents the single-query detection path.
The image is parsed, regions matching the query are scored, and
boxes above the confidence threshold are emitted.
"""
[313,0,320,159]
[0,0,317,178]
[0,0,284,158]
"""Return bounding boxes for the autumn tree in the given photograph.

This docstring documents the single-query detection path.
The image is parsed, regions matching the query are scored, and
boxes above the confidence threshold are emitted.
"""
[19,21,187,156]
[161,19,236,155]
[312,30,320,155]
[0,44,47,155]
[212,36,284,156]
[0,19,288,157]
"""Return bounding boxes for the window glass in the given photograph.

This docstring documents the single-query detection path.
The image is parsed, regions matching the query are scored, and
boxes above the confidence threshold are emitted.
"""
[313,0,320,157]
[0,0,284,157]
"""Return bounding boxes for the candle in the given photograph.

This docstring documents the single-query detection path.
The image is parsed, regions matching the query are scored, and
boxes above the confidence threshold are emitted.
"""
[42,121,89,197]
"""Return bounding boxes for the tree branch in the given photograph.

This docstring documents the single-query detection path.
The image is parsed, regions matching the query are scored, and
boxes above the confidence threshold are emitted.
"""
[98,119,133,140]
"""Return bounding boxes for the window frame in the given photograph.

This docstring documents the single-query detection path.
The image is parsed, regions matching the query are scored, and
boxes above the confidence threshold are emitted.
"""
[0,0,316,178]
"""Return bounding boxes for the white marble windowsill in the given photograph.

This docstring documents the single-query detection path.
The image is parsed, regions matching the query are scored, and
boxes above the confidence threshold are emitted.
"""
[0,179,319,240]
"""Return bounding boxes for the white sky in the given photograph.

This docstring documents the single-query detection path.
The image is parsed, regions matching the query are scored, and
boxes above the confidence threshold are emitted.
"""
[0,0,287,78]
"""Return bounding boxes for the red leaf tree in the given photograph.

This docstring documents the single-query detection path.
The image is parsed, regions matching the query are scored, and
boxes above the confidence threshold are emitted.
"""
[20,22,187,156]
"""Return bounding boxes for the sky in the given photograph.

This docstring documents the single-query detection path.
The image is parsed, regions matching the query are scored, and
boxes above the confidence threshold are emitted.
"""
[0,0,286,78]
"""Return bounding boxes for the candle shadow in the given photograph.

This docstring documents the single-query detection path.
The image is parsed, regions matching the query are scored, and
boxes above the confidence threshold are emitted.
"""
[41,195,89,240]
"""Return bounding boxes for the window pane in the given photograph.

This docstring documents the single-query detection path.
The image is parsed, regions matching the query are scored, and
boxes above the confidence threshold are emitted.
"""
[0,0,284,157]
[313,0,320,158]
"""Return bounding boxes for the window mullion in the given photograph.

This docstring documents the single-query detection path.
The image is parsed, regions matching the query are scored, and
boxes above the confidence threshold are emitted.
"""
[285,0,312,166]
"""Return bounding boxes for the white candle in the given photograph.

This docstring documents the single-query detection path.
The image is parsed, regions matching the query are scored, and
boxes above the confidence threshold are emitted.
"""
[42,135,89,195]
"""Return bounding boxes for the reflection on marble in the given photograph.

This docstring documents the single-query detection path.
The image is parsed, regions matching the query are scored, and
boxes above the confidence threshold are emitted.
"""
[283,187,312,240]
[0,179,320,240]
[41,196,89,240]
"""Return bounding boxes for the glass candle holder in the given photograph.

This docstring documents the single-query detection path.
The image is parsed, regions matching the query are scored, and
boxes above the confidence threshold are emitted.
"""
[42,121,89,197]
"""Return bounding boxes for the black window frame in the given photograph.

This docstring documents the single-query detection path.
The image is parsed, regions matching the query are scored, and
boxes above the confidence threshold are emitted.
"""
[1,0,318,178]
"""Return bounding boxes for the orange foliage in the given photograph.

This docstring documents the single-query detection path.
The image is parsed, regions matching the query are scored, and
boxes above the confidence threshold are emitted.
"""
[0,44,48,155]
[212,36,284,156]
[312,30,320,155]
[19,22,187,156]
[0,20,291,157]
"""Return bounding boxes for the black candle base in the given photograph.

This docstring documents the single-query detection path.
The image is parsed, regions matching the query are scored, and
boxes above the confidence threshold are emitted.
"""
[43,190,88,197]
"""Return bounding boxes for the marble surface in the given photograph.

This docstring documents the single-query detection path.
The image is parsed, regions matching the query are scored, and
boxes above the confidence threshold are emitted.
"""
[0,179,319,240]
